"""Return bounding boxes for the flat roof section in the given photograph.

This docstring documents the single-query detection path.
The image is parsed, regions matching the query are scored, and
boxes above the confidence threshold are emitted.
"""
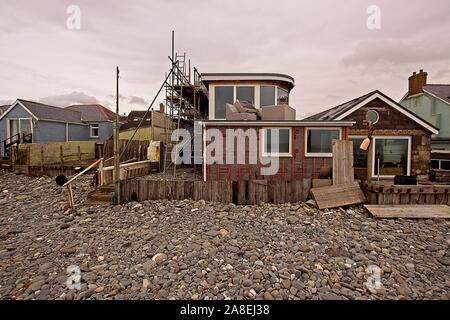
[201,73,295,90]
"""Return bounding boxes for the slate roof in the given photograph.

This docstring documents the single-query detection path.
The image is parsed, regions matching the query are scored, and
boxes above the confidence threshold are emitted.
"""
[17,99,84,124]
[0,105,10,115]
[120,110,152,131]
[66,104,124,122]
[302,90,439,134]
[423,84,450,105]
[302,91,376,121]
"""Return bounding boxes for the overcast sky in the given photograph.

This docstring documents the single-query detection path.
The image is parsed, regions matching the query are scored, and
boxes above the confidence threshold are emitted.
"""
[1,0,449,118]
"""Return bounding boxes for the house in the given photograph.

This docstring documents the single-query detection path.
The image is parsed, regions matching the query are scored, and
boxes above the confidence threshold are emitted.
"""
[399,70,450,172]
[400,70,450,150]
[119,107,175,142]
[198,73,355,181]
[0,99,121,157]
[304,90,439,181]
[66,104,125,142]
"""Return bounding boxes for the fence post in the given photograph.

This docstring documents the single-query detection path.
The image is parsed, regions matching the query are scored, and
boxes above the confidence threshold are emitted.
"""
[78,145,81,162]
[40,146,44,174]
[99,158,104,187]
[60,145,64,165]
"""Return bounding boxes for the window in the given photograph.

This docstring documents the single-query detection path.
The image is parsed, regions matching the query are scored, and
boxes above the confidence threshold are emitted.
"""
[306,129,340,156]
[90,123,99,138]
[236,86,255,104]
[373,137,410,177]
[350,137,368,168]
[431,159,450,171]
[366,110,380,124]
[263,128,291,156]
[260,86,276,107]
[214,86,234,119]
[277,87,289,105]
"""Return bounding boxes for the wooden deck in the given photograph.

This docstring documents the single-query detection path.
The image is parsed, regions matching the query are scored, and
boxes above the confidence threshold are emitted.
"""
[364,182,450,205]
[364,205,450,219]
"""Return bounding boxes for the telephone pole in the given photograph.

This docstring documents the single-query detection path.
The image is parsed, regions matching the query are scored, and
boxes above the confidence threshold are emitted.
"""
[114,66,121,205]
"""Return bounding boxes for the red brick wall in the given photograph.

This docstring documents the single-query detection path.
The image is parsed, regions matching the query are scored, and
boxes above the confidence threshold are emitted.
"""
[204,126,334,181]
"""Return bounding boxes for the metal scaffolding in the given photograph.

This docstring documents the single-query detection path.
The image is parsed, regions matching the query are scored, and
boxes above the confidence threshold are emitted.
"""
[162,31,208,173]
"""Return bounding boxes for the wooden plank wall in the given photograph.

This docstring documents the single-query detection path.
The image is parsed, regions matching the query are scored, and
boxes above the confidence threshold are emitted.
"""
[364,183,450,205]
[120,179,312,205]
[332,139,354,185]
[103,139,150,165]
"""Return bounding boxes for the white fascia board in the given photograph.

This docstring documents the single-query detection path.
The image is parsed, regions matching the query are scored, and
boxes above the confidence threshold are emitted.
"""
[335,92,439,135]
[203,121,355,127]
[0,100,39,121]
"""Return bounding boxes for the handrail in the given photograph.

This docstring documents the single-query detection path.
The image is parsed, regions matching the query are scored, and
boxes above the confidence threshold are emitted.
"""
[63,158,103,187]
[101,159,152,172]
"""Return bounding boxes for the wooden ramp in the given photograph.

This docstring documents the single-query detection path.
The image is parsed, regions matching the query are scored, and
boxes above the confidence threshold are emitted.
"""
[364,205,450,219]
[311,182,366,209]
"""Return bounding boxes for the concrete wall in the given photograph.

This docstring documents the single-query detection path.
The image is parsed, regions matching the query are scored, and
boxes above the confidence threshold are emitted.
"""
[401,93,450,149]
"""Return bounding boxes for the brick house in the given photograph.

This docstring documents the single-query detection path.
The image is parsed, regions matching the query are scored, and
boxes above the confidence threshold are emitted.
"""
[199,73,355,181]
[304,90,439,181]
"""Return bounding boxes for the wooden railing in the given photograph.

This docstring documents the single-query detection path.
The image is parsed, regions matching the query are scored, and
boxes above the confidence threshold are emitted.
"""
[99,159,152,186]
[63,158,104,208]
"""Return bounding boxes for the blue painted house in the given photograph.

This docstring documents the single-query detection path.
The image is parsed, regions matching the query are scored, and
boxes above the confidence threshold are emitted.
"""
[0,99,119,157]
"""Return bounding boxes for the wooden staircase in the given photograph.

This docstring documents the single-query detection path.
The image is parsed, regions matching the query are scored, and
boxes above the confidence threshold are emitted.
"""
[86,184,114,205]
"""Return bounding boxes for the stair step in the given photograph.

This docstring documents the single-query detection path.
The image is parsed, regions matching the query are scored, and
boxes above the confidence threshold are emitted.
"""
[89,192,112,202]
[98,185,115,193]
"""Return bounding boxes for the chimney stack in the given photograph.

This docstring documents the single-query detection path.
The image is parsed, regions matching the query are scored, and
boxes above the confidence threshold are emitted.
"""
[408,69,427,96]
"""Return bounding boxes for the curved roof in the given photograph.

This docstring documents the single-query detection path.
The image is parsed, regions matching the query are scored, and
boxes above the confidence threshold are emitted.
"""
[201,73,295,90]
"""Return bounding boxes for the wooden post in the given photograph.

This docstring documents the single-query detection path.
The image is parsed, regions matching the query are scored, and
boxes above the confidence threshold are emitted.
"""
[78,145,81,162]
[99,158,104,187]
[60,145,64,165]
[40,146,44,174]
[114,66,121,205]
[67,184,74,208]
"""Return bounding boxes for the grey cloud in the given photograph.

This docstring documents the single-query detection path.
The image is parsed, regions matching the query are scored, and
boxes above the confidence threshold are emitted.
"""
[39,91,99,107]
[342,37,450,67]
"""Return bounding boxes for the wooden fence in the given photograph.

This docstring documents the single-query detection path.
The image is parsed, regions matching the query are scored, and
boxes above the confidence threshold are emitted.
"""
[103,139,150,166]
[364,183,450,205]
[120,178,312,205]
[11,141,97,176]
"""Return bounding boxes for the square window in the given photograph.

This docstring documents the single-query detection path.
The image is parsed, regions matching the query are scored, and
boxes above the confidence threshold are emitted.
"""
[277,87,289,105]
[306,129,340,155]
[214,86,234,119]
[263,128,291,156]
[90,124,99,138]
[260,86,276,107]
[236,86,255,105]
[441,160,450,171]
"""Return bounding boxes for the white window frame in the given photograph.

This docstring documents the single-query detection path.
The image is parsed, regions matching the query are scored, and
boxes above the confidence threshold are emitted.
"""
[6,118,33,142]
[431,159,450,171]
[305,127,342,157]
[371,136,411,178]
[261,127,292,157]
[90,123,100,138]
[209,84,290,119]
